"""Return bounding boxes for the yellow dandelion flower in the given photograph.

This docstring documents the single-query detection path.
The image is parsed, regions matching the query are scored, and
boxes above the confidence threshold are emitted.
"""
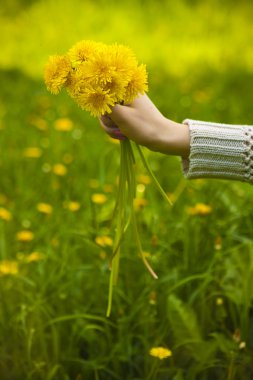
[133,197,148,211]
[149,347,172,360]
[23,147,42,158]
[137,174,151,185]
[91,193,107,204]
[37,203,53,215]
[68,40,104,66]
[0,260,18,275]
[54,118,73,131]
[16,230,34,242]
[123,64,148,104]
[30,117,48,130]
[187,203,212,216]
[44,55,72,94]
[103,72,128,102]
[64,201,80,212]
[95,235,113,247]
[108,43,138,78]
[26,252,44,263]
[0,207,12,221]
[77,87,115,117]
[52,164,67,176]
[82,47,116,84]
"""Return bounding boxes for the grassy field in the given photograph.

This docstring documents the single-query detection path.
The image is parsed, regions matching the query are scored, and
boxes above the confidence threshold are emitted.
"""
[1,0,253,379]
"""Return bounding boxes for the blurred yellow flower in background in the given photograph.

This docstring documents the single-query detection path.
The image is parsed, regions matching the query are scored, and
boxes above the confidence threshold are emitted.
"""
[134,197,148,211]
[95,235,113,247]
[52,164,67,176]
[16,230,34,242]
[149,346,172,360]
[54,118,73,131]
[137,174,151,185]
[23,147,42,158]
[30,117,48,131]
[187,203,212,216]
[63,201,81,212]
[91,193,107,204]
[26,252,44,263]
[0,207,12,221]
[0,260,18,275]
[37,203,53,215]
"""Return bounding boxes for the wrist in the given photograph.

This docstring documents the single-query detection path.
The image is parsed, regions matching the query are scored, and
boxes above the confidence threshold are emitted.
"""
[152,117,190,157]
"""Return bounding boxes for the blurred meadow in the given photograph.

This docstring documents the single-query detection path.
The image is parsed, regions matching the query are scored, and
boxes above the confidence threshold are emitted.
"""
[1,0,253,379]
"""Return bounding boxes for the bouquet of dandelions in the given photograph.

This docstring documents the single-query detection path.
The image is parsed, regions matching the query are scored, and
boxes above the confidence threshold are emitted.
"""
[44,40,171,316]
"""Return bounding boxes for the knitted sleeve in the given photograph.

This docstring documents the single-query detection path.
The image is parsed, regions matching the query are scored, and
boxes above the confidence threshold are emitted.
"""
[182,119,253,184]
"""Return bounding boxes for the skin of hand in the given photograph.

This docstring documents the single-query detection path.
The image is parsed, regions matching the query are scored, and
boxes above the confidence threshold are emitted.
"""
[99,94,190,158]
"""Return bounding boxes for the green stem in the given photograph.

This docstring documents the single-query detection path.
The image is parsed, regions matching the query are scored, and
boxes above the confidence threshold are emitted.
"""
[132,210,158,280]
[135,143,173,206]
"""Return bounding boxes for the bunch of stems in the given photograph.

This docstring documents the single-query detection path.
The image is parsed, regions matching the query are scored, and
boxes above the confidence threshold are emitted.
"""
[106,139,172,317]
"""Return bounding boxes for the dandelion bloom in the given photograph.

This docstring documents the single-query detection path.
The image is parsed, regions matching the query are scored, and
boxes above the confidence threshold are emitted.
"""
[124,64,148,104]
[0,207,12,221]
[149,347,172,360]
[26,252,44,263]
[37,203,53,215]
[54,118,73,131]
[0,260,18,275]
[67,40,103,66]
[95,235,113,247]
[52,164,67,176]
[133,197,148,211]
[64,201,80,211]
[76,87,116,117]
[91,193,107,204]
[137,174,151,185]
[23,147,42,158]
[44,55,72,94]
[16,230,34,242]
[187,203,212,216]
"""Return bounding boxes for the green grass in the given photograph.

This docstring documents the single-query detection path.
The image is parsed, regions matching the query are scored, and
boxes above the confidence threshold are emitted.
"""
[1,0,253,379]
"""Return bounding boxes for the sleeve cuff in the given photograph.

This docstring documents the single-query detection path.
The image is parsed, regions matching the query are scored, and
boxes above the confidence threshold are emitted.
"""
[182,119,253,184]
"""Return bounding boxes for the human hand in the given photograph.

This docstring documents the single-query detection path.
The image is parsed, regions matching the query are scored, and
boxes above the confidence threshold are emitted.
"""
[99,94,190,158]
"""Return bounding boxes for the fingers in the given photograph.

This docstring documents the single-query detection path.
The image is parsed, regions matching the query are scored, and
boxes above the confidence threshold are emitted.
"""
[99,116,127,141]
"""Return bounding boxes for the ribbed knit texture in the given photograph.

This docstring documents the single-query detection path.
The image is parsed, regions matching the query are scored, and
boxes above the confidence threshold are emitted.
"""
[182,119,253,184]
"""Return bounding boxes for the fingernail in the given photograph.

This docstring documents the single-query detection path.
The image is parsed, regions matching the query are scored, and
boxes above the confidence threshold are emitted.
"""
[113,129,127,140]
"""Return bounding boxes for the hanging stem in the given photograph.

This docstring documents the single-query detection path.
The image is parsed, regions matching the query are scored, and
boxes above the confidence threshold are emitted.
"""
[135,143,173,206]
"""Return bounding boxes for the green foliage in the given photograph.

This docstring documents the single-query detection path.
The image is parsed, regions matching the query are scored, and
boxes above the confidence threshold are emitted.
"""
[1,0,253,379]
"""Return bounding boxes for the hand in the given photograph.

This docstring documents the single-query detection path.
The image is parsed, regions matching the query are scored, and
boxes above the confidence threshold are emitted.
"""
[99,94,190,158]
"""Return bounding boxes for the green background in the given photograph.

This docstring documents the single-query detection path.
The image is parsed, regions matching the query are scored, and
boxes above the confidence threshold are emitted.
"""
[1,0,253,379]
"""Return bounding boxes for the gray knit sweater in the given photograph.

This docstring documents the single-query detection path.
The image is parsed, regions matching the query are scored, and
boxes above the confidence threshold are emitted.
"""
[182,119,253,184]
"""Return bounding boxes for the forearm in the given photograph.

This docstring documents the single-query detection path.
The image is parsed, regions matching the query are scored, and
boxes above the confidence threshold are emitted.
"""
[181,119,253,184]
